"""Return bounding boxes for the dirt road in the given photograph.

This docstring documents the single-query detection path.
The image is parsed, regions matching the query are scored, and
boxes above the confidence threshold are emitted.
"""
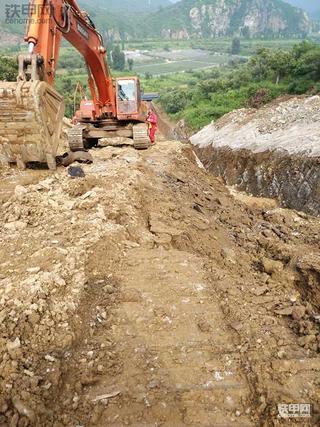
[0,137,319,426]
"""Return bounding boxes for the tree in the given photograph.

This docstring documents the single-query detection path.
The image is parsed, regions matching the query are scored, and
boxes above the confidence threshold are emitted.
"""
[112,45,125,71]
[127,58,134,72]
[231,37,241,55]
[293,46,320,81]
[248,48,273,81]
[119,23,126,51]
[0,56,17,81]
[241,26,250,39]
[268,50,292,84]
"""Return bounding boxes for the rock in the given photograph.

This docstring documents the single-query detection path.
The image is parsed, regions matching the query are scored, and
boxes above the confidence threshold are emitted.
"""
[298,335,317,347]
[147,379,160,389]
[252,285,269,296]
[220,247,236,264]
[274,307,293,316]
[305,302,315,316]
[80,375,100,386]
[229,321,243,332]
[68,166,85,178]
[4,221,27,232]
[90,404,104,424]
[6,337,21,352]
[104,285,115,294]
[14,185,28,201]
[262,258,283,275]
[27,267,41,274]
[9,412,19,427]
[292,305,306,320]
[28,312,40,326]
[197,320,212,332]
[0,400,8,414]
[12,397,35,422]
[44,355,56,362]
[122,153,140,163]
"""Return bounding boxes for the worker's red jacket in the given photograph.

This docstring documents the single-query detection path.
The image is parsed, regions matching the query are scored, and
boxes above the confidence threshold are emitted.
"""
[147,112,157,127]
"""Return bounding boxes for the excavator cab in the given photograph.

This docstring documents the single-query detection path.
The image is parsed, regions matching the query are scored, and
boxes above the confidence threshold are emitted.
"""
[116,77,144,121]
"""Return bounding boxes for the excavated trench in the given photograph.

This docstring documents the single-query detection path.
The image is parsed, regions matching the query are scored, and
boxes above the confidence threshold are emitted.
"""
[190,95,320,217]
[193,147,320,216]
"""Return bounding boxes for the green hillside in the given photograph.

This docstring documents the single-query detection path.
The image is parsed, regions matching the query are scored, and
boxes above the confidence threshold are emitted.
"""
[79,0,313,39]
[0,0,314,40]
[141,0,312,38]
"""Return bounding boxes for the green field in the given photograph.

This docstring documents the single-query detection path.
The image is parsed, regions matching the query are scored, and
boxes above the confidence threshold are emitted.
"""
[2,36,319,124]
[132,57,229,75]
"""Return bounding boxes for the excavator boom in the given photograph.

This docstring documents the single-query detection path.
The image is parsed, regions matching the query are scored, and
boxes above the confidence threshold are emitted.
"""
[26,0,116,117]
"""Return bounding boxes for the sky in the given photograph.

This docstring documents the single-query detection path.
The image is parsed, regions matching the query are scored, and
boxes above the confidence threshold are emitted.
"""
[284,0,319,13]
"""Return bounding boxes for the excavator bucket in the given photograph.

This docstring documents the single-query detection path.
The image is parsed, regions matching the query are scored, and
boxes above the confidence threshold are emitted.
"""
[0,80,65,170]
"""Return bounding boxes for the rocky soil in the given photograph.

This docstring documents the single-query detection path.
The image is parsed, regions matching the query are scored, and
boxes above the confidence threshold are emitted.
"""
[191,96,320,216]
[0,137,319,426]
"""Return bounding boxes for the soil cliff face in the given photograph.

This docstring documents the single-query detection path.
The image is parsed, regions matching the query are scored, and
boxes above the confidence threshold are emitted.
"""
[191,96,320,216]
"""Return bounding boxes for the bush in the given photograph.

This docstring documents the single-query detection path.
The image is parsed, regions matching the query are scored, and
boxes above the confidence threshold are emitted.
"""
[0,56,17,81]
[157,42,320,131]
[287,80,314,94]
[160,89,191,114]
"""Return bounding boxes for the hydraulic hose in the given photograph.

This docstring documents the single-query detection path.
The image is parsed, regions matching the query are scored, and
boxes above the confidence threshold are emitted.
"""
[50,2,71,34]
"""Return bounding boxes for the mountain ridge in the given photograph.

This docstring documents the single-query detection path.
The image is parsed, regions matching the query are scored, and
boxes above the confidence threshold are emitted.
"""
[0,0,314,42]
[144,0,311,38]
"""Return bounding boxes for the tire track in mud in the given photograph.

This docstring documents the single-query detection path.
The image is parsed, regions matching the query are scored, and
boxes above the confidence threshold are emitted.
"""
[91,248,254,426]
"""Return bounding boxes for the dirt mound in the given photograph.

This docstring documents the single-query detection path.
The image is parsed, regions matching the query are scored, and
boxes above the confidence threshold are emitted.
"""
[0,139,319,426]
[191,95,320,155]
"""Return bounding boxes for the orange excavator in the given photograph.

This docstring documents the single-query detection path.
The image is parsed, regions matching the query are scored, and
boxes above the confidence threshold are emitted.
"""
[0,0,149,170]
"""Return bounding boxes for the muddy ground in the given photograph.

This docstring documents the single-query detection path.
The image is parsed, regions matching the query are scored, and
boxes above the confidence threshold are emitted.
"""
[0,137,320,426]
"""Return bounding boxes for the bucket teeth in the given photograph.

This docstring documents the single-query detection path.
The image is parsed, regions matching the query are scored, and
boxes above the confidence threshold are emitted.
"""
[0,81,65,170]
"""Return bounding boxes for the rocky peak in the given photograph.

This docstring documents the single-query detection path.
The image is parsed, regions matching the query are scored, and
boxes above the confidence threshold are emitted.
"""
[156,0,312,38]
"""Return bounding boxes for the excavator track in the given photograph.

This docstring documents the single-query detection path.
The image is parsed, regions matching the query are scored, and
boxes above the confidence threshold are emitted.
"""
[0,80,65,170]
[133,123,150,150]
[68,124,88,152]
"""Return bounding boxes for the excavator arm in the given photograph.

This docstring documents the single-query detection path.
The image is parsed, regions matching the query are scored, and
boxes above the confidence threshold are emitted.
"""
[25,0,116,118]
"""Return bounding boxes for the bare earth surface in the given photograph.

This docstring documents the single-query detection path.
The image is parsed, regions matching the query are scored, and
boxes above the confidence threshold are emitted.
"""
[0,138,320,426]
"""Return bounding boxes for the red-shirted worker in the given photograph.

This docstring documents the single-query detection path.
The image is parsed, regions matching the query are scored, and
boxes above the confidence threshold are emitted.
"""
[146,110,157,144]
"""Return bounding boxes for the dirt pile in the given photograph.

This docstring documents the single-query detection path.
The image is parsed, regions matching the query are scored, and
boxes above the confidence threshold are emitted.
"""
[191,95,320,216]
[0,138,319,426]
